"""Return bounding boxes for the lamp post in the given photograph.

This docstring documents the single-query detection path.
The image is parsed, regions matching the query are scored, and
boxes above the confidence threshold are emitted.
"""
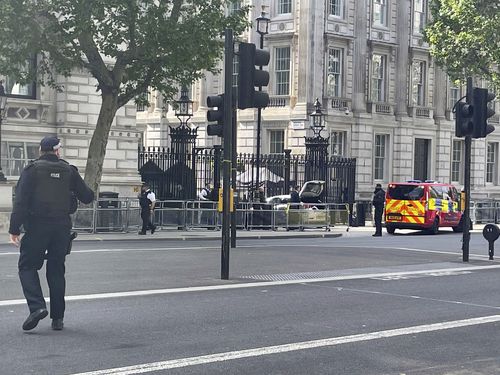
[175,85,193,126]
[170,85,197,199]
[305,98,329,183]
[309,98,325,137]
[0,87,8,182]
[254,6,270,199]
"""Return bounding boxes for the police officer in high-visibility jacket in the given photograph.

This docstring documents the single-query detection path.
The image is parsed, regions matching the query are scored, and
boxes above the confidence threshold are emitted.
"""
[8,136,94,331]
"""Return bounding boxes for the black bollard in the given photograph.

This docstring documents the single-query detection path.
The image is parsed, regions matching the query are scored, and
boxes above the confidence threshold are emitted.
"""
[482,224,500,260]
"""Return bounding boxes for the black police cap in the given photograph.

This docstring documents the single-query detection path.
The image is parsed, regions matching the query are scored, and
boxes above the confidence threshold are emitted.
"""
[40,136,62,152]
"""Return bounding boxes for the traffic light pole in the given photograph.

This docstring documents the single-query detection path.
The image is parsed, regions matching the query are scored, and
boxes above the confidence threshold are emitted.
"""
[221,29,233,279]
[231,102,237,248]
[254,34,265,200]
[462,77,473,262]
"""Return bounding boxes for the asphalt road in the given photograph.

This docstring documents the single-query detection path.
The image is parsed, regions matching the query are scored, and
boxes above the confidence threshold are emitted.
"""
[1,230,500,374]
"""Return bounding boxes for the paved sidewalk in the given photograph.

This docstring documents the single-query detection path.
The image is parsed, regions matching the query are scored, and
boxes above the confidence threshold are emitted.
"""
[0,222,491,244]
[1,227,346,244]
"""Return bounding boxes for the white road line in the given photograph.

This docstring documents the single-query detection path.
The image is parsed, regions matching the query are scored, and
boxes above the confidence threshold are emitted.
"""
[323,244,491,259]
[0,244,318,256]
[1,263,499,307]
[69,314,500,375]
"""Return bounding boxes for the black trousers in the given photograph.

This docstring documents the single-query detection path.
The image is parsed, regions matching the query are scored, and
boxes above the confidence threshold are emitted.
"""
[18,221,71,319]
[140,210,155,233]
[374,206,383,235]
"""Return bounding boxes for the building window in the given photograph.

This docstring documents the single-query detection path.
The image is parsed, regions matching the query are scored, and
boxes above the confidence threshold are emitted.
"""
[328,0,343,17]
[269,130,285,154]
[413,0,426,33]
[0,141,39,177]
[275,47,291,96]
[486,142,498,184]
[331,131,347,156]
[327,48,343,97]
[232,54,239,88]
[451,140,463,183]
[412,60,426,106]
[277,0,292,14]
[374,134,388,180]
[449,84,461,113]
[371,54,386,102]
[136,91,149,112]
[373,0,387,27]
[3,56,37,99]
[228,0,241,14]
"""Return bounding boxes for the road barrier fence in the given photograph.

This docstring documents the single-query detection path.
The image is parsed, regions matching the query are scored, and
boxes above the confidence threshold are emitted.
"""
[71,198,351,233]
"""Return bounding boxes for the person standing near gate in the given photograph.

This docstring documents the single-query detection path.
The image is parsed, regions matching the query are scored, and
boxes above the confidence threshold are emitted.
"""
[372,183,386,237]
[9,136,94,331]
[139,183,157,235]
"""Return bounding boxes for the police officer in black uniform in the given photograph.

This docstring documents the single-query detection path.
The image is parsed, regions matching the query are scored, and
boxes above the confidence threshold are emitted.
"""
[372,183,386,237]
[9,136,94,331]
[138,183,157,235]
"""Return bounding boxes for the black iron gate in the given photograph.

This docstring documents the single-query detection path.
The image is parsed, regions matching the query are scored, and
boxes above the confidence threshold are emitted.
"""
[139,146,356,204]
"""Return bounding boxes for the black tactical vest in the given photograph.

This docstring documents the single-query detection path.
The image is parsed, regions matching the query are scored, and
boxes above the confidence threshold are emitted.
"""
[30,159,72,218]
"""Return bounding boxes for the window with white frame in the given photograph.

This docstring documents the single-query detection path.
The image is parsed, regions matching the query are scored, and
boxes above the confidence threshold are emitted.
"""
[275,47,291,96]
[451,140,463,183]
[449,84,461,113]
[277,0,292,14]
[330,131,347,156]
[0,141,39,177]
[486,142,498,184]
[269,130,285,154]
[374,134,388,180]
[373,0,387,27]
[371,54,386,102]
[412,60,426,106]
[328,0,343,17]
[327,48,343,97]
[413,0,426,33]
[232,54,239,88]
[228,0,241,14]
[3,56,37,99]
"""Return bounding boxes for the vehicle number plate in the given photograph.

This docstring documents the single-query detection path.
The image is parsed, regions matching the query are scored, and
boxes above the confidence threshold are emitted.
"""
[387,215,402,221]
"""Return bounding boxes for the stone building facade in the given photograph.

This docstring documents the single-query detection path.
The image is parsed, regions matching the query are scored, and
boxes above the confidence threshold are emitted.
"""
[141,0,500,200]
[0,66,142,200]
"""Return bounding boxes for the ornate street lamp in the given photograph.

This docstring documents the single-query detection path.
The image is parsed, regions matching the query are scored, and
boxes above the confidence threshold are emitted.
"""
[175,85,193,127]
[0,87,8,182]
[254,6,270,198]
[305,98,329,183]
[170,85,197,200]
[309,98,325,137]
[256,7,270,48]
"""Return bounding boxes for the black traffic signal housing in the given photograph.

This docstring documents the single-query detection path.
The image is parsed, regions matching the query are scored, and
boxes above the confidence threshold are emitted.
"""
[472,87,496,138]
[238,42,270,110]
[455,101,473,138]
[206,94,224,137]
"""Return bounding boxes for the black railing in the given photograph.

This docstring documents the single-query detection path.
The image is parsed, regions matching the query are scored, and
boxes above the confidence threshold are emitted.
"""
[138,146,356,204]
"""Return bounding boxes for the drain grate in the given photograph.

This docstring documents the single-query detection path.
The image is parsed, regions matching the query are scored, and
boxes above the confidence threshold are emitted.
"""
[240,270,346,281]
[240,262,462,282]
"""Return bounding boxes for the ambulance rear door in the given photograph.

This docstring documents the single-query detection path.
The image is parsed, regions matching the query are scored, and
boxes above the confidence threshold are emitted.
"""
[385,184,426,225]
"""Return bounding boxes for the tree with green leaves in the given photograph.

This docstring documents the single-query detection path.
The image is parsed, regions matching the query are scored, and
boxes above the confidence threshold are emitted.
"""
[425,0,500,90]
[0,0,249,193]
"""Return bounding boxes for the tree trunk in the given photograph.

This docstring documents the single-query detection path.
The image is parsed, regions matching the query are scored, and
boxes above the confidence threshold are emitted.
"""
[84,93,119,195]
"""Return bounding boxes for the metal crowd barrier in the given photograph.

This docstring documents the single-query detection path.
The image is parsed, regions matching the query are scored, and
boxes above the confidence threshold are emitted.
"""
[470,200,500,224]
[71,198,351,233]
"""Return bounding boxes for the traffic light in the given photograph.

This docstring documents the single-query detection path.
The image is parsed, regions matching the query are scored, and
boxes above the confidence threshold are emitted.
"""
[472,87,496,138]
[206,94,224,137]
[238,42,270,110]
[455,101,473,138]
